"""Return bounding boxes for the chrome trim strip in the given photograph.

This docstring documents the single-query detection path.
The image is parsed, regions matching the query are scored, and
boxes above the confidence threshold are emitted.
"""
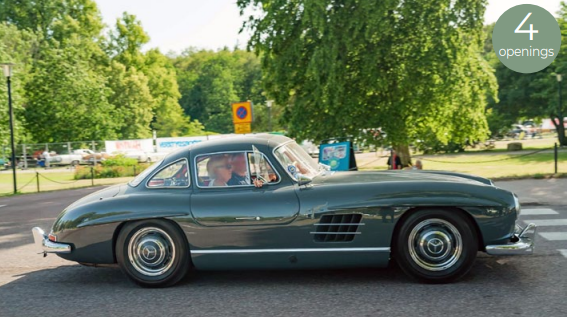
[313,223,365,226]
[192,247,390,254]
[309,232,361,235]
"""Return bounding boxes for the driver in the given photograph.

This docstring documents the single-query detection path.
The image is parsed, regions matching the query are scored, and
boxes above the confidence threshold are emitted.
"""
[227,153,251,186]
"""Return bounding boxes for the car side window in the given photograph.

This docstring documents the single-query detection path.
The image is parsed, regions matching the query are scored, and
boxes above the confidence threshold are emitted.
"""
[196,153,242,187]
[147,159,190,188]
[248,153,280,184]
[196,152,280,188]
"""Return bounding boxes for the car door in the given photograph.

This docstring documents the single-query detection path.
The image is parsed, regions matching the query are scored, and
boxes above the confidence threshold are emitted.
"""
[190,150,299,227]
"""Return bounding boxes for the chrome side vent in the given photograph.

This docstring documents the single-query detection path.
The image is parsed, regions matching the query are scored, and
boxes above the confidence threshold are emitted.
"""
[311,214,363,242]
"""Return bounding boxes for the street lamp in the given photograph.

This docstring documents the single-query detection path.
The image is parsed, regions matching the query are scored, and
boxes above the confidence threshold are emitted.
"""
[1,63,16,194]
[266,100,273,132]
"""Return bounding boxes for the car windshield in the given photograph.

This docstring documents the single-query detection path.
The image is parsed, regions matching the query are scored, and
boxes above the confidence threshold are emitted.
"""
[274,142,320,179]
[129,160,163,187]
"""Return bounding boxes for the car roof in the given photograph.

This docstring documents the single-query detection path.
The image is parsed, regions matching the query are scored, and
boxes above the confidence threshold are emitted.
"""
[162,133,293,162]
[188,133,293,153]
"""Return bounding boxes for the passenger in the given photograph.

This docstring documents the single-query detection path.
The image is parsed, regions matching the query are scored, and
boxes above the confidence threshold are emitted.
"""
[413,160,423,170]
[206,155,232,187]
[227,153,251,186]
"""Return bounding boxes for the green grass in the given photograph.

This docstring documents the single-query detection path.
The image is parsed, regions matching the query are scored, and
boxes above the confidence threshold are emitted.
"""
[0,170,132,195]
[362,152,567,179]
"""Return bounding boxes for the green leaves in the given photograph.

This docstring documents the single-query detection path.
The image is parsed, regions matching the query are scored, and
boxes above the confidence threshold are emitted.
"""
[240,0,496,153]
[483,3,567,145]
[173,48,272,133]
[0,2,205,143]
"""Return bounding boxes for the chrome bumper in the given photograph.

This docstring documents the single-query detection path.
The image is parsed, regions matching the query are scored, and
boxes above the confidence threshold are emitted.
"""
[32,227,71,254]
[486,223,536,255]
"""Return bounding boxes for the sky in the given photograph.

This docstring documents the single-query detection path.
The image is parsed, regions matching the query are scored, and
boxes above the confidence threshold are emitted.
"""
[95,0,564,54]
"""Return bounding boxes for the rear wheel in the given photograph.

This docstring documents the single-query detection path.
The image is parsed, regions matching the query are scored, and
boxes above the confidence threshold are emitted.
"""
[394,209,477,283]
[116,219,191,288]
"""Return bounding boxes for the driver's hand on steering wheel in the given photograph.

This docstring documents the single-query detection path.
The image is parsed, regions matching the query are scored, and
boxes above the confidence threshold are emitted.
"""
[253,179,264,188]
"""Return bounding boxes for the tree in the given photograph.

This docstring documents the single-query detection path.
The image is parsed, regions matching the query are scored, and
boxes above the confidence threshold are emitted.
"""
[108,14,203,137]
[105,61,153,139]
[24,39,117,142]
[0,0,103,43]
[0,23,38,146]
[483,2,567,145]
[239,0,497,163]
[173,48,274,134]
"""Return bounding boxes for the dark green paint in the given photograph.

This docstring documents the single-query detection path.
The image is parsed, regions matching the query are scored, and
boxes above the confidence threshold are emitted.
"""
[50,134,519,270]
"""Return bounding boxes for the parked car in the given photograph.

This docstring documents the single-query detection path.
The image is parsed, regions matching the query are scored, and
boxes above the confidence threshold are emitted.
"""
[506,124,528,139]
[47,149,92,166]
[119,149,167,163]
[32,134,535,287]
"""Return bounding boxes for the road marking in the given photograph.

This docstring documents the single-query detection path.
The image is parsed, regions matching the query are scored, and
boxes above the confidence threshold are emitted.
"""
[558,249,567,258]
[538,232,567,241]
[0,205,6,208]
[520,208,558,216]
[522,219,567,226]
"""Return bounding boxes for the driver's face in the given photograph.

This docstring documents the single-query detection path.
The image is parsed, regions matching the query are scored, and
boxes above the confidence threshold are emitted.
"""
[231,154,247,175]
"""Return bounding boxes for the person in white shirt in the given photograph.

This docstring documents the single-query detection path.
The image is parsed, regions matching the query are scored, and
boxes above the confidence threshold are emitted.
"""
[206,155,232,187]
[42,150,50,169]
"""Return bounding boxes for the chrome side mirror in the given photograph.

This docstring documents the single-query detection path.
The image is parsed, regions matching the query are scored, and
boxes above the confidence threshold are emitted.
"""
[295,173,312,186]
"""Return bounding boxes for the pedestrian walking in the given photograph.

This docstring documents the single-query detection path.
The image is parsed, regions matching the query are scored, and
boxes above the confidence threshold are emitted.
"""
[387,149,402,170]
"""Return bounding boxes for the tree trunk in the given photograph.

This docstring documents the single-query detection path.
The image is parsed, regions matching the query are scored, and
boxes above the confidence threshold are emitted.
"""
[393,144,411,168]
[551,116,567,146]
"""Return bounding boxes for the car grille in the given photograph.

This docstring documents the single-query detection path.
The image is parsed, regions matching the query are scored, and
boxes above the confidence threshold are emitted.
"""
[311,214,363,242]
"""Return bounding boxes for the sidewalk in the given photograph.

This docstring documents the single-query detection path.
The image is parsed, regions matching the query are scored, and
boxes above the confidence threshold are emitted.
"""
[495,178,567,206]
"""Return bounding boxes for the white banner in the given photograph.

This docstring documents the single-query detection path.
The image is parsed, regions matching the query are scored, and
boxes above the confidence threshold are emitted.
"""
[105,139,154,153]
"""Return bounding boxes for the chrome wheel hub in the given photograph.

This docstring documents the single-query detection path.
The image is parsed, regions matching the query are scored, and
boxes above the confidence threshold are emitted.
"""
[128,227,176,277]
[408,219,462,271]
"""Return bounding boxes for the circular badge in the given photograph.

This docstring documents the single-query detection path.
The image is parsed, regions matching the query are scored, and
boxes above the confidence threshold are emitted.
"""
[236,106,248,119]
[287,165,297,174]
[493,4,561,73]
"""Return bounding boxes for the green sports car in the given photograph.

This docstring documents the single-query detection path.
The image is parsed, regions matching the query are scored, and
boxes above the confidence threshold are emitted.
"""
[32,134,536,287]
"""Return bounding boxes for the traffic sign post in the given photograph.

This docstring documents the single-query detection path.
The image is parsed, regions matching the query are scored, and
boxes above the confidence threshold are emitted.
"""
[234,123,252,134]
[232,101,253,124]
[232,101,253,134]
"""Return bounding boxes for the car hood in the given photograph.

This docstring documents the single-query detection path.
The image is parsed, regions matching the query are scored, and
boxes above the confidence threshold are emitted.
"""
[65,184,125,210]
[312,170,493,186]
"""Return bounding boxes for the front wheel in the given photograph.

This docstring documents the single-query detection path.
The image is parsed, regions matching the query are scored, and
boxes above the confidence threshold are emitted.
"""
[394,209,478,283]
[116,220,191,287]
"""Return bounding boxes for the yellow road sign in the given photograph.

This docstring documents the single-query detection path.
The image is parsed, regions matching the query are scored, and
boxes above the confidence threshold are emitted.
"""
[234,123,251,134]
[232,101,253,124]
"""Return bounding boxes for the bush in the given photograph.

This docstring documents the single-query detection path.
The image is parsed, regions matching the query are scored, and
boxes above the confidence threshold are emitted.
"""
[74,163,150,180]
[101,154,138,167]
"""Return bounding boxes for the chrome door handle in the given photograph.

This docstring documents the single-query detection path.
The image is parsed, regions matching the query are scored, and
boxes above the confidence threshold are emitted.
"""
[235,216,261,221]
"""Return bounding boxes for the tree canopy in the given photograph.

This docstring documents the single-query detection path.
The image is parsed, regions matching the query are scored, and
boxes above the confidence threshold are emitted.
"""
[484,2,567,145]
[238,0,497,161]
[0,1,205,146]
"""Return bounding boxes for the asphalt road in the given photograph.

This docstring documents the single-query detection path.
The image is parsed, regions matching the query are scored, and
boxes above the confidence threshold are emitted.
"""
[0,182,566,317]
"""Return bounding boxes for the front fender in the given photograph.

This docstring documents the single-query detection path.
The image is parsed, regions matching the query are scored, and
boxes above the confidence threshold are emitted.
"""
[52,191,190,264]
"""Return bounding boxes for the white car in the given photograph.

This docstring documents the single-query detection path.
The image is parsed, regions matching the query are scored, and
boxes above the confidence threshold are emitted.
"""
[119,150,167,163]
